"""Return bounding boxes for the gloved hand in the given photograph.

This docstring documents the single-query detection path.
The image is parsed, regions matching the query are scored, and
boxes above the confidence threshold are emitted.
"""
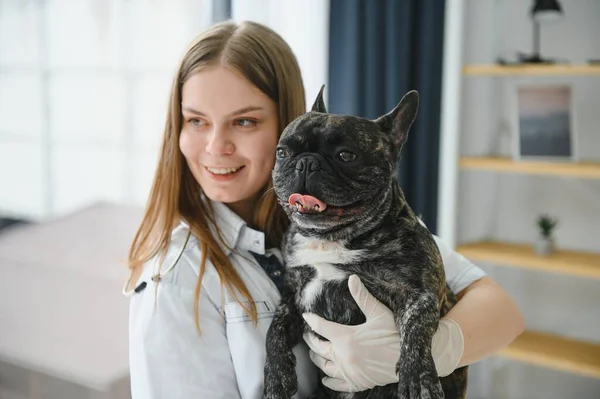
[302,274,464,392]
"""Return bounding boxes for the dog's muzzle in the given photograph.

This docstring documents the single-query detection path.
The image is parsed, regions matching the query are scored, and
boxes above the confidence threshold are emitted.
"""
[295,155,321,173]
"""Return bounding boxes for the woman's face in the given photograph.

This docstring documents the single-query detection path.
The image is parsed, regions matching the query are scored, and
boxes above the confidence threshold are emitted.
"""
[179,66,279,220]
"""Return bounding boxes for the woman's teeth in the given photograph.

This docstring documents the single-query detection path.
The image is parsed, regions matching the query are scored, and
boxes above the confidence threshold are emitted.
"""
[206,166,242,175]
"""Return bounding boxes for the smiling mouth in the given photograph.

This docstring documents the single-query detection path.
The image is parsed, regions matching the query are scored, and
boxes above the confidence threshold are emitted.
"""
[205,166,245,175]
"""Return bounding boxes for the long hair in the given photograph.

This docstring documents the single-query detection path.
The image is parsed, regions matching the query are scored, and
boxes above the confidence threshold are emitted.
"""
[127,20,306,331]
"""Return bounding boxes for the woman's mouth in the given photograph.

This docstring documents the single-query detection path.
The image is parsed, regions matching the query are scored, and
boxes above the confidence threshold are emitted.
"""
[205,165,245,181]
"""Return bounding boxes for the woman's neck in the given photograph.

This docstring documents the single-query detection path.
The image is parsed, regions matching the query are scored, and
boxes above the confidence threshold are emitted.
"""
[226,196,258,228]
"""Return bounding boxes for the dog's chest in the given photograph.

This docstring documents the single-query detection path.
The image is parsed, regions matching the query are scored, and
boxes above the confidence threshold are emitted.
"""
[285,234,364,310]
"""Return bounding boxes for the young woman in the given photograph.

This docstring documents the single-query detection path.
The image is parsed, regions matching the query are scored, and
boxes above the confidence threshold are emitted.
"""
[124,20,524,398]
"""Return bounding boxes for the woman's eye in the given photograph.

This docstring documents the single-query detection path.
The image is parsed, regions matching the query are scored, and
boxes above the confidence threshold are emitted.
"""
[338,151,357,162]
[189,118,206,127]
[276,148,290,159]
[235,118,257,127]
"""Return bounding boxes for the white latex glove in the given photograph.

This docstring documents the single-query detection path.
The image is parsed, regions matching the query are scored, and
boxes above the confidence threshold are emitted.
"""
[302,274,464,392]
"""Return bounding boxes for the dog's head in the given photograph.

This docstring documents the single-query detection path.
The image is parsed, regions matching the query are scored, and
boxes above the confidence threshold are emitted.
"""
[272,85,419,238]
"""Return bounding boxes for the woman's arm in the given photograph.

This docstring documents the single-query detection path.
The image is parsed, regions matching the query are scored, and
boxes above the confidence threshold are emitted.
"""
[431,234,525,368]
[303,274,525,392]
[446,276,525,368]
[302,234,525,392]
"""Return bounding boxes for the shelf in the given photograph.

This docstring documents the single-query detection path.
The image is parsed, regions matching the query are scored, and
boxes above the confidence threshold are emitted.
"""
[463,64,600,76]
[456,241,600,279]
[497,330,600,379]
[459,157,600,179]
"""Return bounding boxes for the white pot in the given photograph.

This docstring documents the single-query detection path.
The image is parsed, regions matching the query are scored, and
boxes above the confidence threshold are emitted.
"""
[535,237,555,256]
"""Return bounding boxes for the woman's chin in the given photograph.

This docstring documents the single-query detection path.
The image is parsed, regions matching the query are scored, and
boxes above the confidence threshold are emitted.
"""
[201,188,258,208]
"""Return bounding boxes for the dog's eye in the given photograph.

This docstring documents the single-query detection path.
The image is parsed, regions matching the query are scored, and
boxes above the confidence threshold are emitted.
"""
[338,151,356,162]
[276,148,290,159]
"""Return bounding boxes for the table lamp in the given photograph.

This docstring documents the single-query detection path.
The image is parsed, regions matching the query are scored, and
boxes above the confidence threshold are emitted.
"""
[520,0,564,63]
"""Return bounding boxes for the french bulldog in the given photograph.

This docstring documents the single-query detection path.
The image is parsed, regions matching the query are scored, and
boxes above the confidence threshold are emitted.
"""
[263,86,467,399]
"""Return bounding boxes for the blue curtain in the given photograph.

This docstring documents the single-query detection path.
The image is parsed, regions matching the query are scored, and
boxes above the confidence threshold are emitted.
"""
[328,0,446,233]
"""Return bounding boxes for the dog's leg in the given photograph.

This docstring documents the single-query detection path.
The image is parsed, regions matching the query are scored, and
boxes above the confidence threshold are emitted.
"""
[263,289,305,399]
[394,291,444,399]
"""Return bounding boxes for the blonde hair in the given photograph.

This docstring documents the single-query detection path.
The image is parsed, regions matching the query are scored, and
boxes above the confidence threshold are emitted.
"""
[127,20,306,330]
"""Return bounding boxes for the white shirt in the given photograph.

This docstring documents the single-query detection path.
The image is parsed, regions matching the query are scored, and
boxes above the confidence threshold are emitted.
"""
[128,201,485,399]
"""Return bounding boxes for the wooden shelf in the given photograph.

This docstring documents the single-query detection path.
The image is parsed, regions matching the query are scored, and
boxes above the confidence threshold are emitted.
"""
[463,64,600,76]
[457,241,600,279]
[459,157,600,179]
[497,330,600,379]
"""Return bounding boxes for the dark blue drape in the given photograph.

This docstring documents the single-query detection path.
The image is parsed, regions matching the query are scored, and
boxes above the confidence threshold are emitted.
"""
[328,0,446,233]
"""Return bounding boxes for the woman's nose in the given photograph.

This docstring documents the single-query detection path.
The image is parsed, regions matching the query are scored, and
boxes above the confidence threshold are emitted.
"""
[205,127,234,156]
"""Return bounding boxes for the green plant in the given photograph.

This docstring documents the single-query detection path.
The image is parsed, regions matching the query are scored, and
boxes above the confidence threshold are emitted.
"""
[537,214,558,238]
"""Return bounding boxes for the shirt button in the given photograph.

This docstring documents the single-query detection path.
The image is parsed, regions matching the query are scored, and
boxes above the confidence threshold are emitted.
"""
[272,270,281,277]
[254,240,260,246]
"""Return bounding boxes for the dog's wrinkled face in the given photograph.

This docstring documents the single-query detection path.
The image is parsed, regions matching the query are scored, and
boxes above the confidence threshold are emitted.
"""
[272,86,419,234]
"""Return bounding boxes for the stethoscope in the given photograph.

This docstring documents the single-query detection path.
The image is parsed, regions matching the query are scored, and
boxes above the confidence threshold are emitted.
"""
[122,230,192,297]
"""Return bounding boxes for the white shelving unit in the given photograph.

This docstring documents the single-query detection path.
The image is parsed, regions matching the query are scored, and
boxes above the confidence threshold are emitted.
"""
[437,0,600,394]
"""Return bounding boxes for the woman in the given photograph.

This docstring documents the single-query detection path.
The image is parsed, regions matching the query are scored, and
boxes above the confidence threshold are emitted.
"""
[124,20,524,398]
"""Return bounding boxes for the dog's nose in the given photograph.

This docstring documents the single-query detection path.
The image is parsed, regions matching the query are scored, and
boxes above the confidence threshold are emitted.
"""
[295,157,321,172]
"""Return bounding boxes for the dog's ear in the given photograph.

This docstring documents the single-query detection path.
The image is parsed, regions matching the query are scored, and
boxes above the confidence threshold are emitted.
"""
[311,84,327,113]
[373,90,419,148]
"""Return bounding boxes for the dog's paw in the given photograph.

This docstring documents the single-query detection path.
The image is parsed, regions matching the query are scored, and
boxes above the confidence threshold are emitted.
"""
[263,357,298,399]
[396,355,444,399]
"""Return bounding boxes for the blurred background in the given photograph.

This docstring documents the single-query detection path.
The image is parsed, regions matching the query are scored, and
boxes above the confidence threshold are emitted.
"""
[0,0,599,398]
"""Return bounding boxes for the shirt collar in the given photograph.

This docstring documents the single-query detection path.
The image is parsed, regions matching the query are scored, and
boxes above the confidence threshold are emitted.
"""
[180,198,266,256]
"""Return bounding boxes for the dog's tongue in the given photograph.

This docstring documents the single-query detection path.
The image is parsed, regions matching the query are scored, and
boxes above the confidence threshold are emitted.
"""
[288,193,327,210]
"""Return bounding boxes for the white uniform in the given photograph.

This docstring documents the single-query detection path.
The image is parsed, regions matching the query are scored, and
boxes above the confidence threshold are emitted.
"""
[128,200,485,398]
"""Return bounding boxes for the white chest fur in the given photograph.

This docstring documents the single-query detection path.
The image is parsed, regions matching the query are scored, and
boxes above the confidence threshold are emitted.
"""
[287,234,365,309]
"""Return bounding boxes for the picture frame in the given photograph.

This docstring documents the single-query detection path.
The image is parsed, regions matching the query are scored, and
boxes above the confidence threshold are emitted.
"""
[513,84,577,162]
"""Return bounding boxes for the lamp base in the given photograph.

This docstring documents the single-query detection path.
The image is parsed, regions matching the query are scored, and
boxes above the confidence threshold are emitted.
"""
[518,53,555,64]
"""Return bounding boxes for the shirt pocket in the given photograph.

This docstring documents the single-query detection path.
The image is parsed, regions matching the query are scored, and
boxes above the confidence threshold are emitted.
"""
[223,301,276,324]
[224,301,275,399]
[224,300,318,399]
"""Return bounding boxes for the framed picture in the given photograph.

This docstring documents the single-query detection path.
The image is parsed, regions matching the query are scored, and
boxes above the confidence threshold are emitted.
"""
[513,84,577,161]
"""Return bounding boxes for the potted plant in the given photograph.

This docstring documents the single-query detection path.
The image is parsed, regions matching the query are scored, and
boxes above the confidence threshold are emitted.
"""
[536,214,558,255]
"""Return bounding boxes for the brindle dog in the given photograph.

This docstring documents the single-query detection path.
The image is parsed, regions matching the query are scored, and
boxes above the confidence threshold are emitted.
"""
[263,86,467,399]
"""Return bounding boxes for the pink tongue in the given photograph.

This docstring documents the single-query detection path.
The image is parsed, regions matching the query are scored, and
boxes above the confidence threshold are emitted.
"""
[288,193,327,210]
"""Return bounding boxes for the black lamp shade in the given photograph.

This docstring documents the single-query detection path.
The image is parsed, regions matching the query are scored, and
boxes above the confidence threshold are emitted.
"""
[531,0,563,23]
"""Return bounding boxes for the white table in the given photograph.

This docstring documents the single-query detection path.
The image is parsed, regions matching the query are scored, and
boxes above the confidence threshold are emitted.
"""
[0,203,144,399]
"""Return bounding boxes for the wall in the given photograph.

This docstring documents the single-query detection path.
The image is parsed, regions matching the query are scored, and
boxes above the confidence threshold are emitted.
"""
[459,1,600,398]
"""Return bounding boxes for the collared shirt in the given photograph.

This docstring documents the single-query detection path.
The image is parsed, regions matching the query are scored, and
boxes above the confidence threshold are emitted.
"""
[128,200,485,399]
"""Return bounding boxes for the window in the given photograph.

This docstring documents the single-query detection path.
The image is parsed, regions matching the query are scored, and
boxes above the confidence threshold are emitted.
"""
[0,0,212,219]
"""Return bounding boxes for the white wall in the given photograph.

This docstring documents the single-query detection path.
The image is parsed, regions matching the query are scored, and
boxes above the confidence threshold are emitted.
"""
[458,1,600,398]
